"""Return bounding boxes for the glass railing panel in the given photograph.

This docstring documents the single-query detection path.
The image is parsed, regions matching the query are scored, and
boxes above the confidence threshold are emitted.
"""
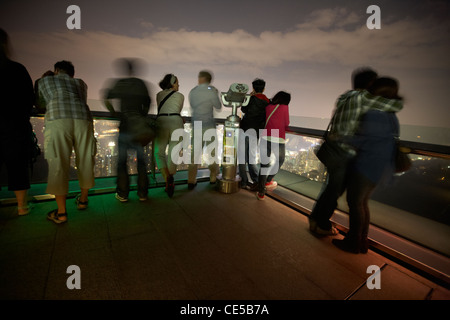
[14,117,220,186]
[280,132,450,257]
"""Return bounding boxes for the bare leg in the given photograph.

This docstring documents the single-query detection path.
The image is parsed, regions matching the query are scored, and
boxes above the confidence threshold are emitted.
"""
[14,190,28,215]
[55,195,67,221]
[79,188,89,203]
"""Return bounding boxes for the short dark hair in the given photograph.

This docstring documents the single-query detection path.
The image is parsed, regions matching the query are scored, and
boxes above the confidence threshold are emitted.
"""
[54,60,75,77]
[271,91,291,105]
[252,78,266,93]
[199,70,212,83]
[159,73,177,90]
[369,77,402,100]
[352,67,378,90]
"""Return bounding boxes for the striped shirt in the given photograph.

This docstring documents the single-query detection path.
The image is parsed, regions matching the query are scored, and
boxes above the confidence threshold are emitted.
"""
[330,89,403,138]
[38,73,92,121]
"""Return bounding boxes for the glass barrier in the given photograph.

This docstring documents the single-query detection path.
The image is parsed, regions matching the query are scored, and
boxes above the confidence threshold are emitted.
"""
[0,117,219,186]
[280,132,450,257]
[1,116,449,258]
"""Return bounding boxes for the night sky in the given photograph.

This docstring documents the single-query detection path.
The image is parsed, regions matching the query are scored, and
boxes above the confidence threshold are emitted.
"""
[1,0,449,129]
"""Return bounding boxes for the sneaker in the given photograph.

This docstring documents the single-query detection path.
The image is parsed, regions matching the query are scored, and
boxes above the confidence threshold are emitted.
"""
[265,181,278,191]
[256,192,265,200]
[115,193,128,202]
[139,196,148,202]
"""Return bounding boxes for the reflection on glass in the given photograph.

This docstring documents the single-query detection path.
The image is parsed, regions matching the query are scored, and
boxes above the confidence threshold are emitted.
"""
[4,118,448,256]
[281,132,450,257]
[26,117,220,183]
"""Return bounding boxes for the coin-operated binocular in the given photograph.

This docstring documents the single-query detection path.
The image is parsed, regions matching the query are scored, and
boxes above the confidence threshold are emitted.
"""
[217,83,251,194]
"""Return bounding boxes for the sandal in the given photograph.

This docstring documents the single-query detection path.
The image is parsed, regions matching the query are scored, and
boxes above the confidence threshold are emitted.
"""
[18,204,33,216]
[75,194,88,210]
[47,209,68,224]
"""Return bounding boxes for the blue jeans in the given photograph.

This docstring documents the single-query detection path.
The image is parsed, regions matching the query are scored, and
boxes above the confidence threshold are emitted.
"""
[116,132,148,198]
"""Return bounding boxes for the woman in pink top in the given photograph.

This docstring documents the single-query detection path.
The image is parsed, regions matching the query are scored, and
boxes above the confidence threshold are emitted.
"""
[257,91,290,200]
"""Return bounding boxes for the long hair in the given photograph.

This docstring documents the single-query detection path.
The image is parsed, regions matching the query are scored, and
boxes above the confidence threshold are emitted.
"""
[369,77,402,100]
[271,91,291,105]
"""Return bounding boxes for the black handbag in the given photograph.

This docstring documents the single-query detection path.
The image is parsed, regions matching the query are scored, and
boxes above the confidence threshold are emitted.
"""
[128,114,158,147]
[315,113,353,170]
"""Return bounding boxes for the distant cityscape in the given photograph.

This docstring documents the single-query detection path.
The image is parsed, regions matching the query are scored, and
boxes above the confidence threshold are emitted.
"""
[2,116,448,225]
[24,117,448,186]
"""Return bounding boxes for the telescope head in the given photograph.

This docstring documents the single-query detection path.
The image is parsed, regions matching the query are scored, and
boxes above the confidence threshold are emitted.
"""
[221,83,251,107]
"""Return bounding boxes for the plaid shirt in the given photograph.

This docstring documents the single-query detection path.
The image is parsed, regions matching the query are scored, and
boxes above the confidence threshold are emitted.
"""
[330,89,403,138]
[38,73,92,121]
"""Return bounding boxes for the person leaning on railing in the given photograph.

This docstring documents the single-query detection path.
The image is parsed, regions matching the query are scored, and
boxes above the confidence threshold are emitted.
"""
[256,91,291,200]
[154,73,184,198]
[37,60,96,224]
[238,78,270,190]
[187,70,222,189]
[103,58,151,203]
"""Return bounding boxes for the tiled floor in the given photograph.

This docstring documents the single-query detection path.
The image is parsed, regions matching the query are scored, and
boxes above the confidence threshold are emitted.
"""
[0,182,449,300]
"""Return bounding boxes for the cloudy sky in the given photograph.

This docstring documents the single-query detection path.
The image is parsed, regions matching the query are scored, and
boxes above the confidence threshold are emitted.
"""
[1,0,449,129]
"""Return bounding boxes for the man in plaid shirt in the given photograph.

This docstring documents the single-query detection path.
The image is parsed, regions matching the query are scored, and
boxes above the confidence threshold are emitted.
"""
[38,60,96,224]
[309,68,403,235]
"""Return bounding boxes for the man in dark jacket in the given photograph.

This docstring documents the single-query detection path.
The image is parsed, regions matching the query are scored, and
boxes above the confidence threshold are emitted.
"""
[238,78,269,189]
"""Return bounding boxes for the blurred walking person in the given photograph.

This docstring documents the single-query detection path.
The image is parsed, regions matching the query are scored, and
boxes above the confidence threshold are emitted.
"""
[103,58,151,202]
[309,68,403,236]
[187,71,222,189]
[38,60,96,223]
[0,29,34,216]
[238,78,269,190]
[154,74,184,198]
[333,77,403,253]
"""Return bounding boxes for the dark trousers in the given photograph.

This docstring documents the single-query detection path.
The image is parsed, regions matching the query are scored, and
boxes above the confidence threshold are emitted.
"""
[310,159,350,230]
[258,141,285,194]
[346,171,376,244]
[116,132,148,198]
[0,134,31,191]
[238,135,259,186]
